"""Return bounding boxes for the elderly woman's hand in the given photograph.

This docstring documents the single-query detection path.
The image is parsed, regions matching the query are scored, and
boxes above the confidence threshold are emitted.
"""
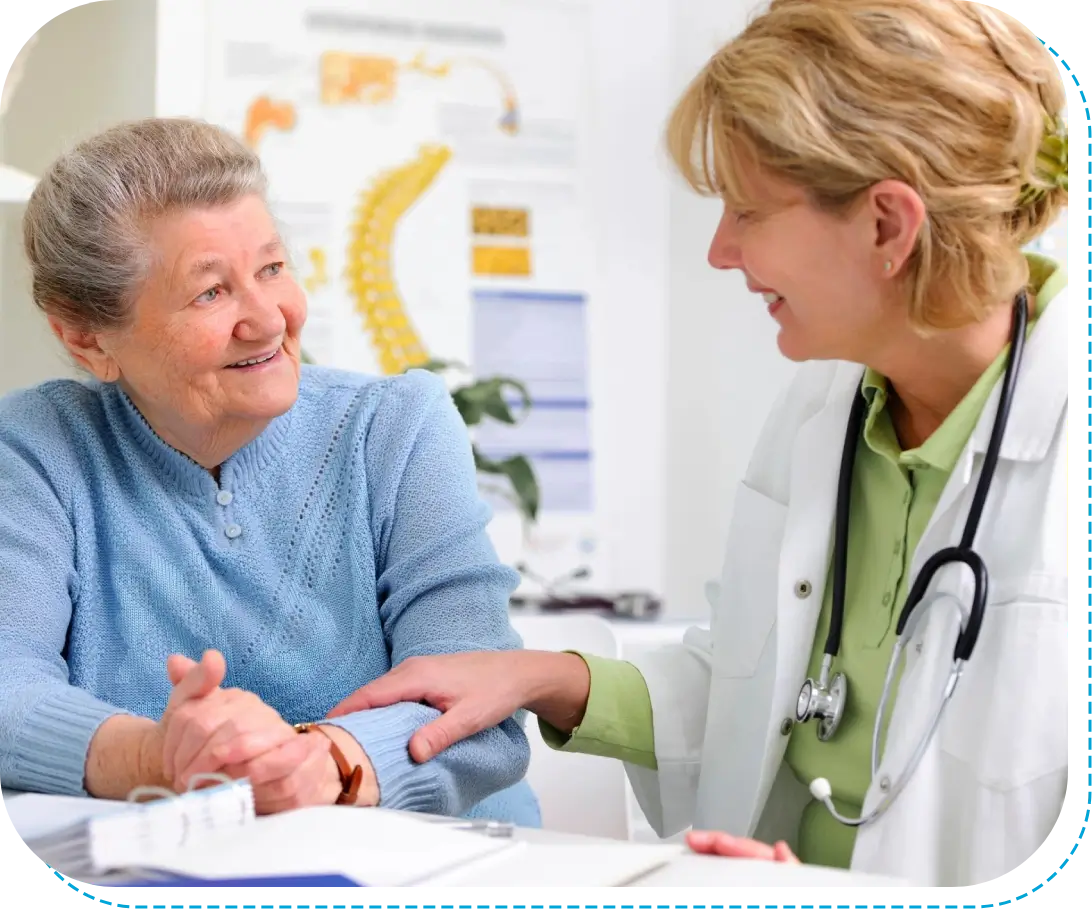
[686,831,800,864]
[162,651,378,813]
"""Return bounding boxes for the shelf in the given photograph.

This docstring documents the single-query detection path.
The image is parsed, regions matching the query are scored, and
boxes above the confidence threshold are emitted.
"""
[0,163,37,204]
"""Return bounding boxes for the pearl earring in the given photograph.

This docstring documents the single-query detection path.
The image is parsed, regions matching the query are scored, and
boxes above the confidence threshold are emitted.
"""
[883,261,893,273]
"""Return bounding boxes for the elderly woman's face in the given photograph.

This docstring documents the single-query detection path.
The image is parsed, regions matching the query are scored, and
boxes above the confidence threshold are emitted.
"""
[107,194,306,428]
[706,167,897,364]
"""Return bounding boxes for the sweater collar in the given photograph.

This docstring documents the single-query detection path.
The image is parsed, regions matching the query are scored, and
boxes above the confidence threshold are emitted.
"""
[104,383,295,496]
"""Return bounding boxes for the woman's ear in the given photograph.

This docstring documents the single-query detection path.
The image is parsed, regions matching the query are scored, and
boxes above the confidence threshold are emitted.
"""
[867,180,926,277]
[48,317,122,382]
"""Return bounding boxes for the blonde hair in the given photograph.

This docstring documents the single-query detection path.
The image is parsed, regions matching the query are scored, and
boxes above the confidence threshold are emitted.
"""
[24,118,268,332]
[667,0,1068,331]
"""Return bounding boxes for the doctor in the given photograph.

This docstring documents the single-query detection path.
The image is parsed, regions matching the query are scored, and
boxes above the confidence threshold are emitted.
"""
[330,0,1069,887]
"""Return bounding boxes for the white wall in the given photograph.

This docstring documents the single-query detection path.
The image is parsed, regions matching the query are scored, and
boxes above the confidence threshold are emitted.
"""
[584,0,673,602]
[0,0,157,395]
[663,0,798,618]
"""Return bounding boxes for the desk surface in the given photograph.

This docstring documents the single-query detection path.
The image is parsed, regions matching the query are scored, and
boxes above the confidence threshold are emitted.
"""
[0,791,904,891]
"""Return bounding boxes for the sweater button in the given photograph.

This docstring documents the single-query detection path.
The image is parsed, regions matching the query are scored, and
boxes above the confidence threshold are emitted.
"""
[217,490,234,506]
[225,523,242,539]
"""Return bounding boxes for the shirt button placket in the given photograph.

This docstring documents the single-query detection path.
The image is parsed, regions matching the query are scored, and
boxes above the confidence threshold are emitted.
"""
[216,488,241,540]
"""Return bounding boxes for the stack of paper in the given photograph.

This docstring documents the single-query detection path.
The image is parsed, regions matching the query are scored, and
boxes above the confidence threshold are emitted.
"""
[125,806,521,887]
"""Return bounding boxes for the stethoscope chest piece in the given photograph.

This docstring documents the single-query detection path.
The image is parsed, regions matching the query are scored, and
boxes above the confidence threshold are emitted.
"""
[796,670,848,741]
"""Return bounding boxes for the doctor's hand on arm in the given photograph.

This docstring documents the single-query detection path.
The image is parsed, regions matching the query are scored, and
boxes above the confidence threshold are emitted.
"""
[326,649,592,762]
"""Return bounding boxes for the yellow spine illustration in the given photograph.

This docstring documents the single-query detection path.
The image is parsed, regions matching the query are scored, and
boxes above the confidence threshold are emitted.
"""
[344,144,453,375]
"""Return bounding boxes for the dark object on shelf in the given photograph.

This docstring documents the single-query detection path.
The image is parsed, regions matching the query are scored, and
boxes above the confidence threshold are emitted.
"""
[510,590,662,621]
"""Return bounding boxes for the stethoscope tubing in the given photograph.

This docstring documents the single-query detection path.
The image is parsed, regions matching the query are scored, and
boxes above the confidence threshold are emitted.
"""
[799,291,1029,827]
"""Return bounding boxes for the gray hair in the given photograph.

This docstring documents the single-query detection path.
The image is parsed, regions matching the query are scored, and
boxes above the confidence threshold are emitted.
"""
[23,117,268,331]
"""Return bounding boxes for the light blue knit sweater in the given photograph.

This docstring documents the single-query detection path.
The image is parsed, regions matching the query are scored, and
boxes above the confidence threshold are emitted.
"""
[0,365,539,825]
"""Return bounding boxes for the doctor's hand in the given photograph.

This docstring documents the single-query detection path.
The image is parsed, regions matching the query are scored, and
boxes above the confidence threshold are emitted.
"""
[686,831,800,864]
[326,650,590,762]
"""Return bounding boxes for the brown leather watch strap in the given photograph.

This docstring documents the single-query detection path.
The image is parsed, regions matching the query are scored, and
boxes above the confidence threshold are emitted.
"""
[294,723,364,806]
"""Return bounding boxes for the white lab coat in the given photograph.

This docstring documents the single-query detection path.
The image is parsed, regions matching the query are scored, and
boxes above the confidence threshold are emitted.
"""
[627,289,1068,887]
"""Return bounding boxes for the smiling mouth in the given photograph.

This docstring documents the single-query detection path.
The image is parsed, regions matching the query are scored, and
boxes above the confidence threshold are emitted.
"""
[227,349,279,368]
[762,292,785,307]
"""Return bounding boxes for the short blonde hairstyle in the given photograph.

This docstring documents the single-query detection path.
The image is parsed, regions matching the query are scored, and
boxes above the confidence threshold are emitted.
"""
[667,0,1068,331]
[24,118,268,332]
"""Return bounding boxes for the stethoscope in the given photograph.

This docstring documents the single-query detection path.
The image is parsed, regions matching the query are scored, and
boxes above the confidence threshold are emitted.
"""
[794,290,1028,827]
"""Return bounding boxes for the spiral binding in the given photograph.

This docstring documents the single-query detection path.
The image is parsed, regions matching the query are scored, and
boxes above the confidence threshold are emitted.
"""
[25,774,255,882]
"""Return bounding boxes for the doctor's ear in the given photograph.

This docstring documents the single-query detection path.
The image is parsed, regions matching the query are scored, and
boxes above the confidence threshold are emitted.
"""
[48,316,123,382]
[866,180,926,277]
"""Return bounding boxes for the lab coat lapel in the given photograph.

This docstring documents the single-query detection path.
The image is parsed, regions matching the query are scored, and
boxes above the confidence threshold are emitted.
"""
[777,366,861,697]
[921,287,1067,554]
[743,365,861,832]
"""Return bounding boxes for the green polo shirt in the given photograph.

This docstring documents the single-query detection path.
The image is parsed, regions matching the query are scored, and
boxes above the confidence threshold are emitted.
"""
[539,255,1065,866]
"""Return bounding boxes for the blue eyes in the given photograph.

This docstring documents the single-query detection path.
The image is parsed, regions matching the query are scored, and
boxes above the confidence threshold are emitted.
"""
[193,262,284,305]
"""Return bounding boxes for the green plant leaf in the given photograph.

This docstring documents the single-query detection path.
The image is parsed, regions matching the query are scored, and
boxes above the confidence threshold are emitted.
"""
[401,360,539,525]
[452,386,486,426]
[474,448,539,523]
[415,358,467,375]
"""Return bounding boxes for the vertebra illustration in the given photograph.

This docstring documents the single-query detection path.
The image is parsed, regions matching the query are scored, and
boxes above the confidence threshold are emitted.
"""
[344,144,453,375]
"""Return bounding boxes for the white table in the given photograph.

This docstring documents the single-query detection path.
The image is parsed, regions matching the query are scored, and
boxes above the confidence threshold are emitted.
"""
[3,790,902,888]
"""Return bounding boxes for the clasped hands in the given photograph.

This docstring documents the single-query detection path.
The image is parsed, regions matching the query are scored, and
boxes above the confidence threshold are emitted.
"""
[151,650,377,814]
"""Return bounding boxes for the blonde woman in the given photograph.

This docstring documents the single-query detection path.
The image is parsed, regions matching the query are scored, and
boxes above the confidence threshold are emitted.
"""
[330,0,1069,886]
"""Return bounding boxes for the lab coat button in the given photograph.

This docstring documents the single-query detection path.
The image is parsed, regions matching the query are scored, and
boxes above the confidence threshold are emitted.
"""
[780,718,793,736]
[794,580,813,599]
[879,775,891,792]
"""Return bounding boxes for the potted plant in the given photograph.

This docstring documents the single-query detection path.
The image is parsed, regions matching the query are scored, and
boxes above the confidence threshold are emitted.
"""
[416,358,540,526]
[299,350,540,525]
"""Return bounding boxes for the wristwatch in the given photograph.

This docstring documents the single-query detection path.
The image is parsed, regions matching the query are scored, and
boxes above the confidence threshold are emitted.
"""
[294,722,364,806]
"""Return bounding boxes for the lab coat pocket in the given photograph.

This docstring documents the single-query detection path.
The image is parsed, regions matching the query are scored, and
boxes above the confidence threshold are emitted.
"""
[712,482,787,678]
[938,596,1066,791]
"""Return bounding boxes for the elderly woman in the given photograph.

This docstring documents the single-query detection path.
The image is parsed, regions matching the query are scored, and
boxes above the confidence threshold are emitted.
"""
[0,117,539,825]
[329,0,1068,886]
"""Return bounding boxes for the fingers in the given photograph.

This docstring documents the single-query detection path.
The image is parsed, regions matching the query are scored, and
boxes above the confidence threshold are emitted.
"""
[772,841,799,864]
[408,703,490,763]
[326,670,423,718]
[686,831,777,860]
[175,713,295,789]
[199,724,299,772]
[167,650,227,707]
[166,654,197,685]
[163,691,239,787]
[229,729,322,787]
[247,734,334,815]
[162,651,230,783]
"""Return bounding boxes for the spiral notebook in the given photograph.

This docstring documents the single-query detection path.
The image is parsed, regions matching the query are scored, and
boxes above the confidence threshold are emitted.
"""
[12,775,257,882]
[7,784,522,887]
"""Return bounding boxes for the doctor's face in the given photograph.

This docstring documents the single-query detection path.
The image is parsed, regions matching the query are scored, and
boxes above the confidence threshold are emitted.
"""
[707,168,890,364]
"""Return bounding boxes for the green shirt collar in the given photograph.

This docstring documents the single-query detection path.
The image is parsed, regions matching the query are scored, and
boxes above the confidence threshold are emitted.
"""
[861,253,1066,472]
